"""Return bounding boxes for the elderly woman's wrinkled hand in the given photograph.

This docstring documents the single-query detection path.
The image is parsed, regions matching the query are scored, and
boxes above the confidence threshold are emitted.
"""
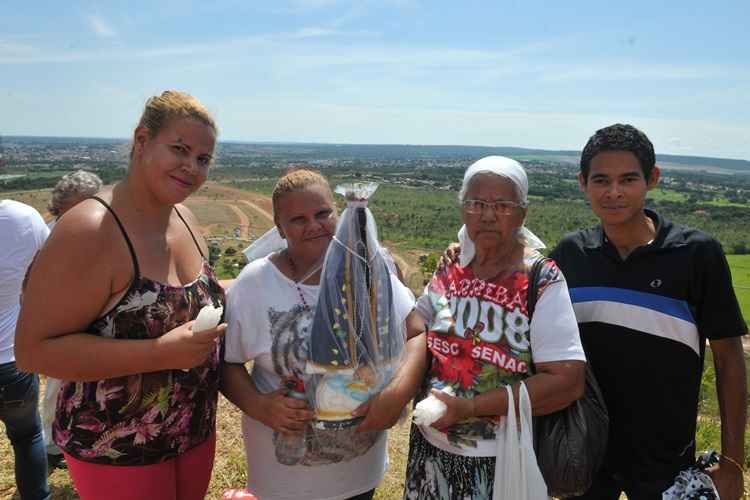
[428,389,474,430]
[259,388,315,436]
[437,243,461,271]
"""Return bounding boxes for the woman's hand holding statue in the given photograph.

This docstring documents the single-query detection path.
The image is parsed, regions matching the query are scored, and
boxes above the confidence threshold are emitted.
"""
[258,389,315,436]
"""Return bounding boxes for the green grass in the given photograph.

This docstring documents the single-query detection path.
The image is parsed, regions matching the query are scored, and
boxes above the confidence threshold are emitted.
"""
[0,387,413,500]
[697,348,750,470]
[728,255,750,326]
[697,256,750,483]
[728,255,750,285]
[647,189,749,216]
[704,197,750,208]
[648,188,689,203]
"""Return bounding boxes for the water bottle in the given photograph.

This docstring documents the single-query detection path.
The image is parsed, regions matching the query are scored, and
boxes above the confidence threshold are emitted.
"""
[274,382,307,466]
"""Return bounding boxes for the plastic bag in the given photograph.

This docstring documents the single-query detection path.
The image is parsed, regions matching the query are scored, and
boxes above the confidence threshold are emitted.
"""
[493,382,549,500]
[305,183,406,425]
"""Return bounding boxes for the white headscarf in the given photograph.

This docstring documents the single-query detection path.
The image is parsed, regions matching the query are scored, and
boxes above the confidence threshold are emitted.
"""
[457,156,546,267]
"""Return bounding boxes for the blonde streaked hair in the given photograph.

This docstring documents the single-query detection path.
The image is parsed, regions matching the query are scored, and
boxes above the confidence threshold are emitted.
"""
[130,90,217,160]
[271,167,333,216]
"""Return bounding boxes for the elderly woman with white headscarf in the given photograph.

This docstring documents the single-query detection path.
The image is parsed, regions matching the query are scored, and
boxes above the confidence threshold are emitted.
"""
[403,156,586,499]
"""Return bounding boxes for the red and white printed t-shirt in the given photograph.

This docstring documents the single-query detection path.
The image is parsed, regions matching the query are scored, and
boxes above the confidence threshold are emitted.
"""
[415,255,585,457]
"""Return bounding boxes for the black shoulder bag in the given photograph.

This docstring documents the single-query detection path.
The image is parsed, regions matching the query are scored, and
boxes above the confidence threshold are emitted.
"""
[527,257,609,499]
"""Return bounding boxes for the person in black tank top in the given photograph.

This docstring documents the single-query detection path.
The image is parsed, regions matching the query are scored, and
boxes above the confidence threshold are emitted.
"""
[16,91,227,500]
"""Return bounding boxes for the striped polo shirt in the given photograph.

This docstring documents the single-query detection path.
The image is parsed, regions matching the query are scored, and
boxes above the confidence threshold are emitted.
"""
[550,209,747,481]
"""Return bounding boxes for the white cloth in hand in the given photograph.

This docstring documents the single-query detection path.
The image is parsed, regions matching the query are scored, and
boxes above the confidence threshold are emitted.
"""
[413,386,454,426]
[194,304,223,332]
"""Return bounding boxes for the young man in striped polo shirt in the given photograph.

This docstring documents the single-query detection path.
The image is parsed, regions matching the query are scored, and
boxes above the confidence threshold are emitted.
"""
[550,123,747,500]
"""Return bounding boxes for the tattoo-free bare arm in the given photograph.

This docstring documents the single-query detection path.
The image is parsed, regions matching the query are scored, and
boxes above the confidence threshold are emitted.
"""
[708,336,747,498]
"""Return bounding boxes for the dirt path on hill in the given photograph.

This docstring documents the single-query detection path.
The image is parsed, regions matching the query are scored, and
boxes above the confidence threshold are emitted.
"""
[389,251,413,278]
[234,194,418,281]
[202,182,421,283]
[201,182,274,212]
[224,203,250,239]
[237,199,274,222]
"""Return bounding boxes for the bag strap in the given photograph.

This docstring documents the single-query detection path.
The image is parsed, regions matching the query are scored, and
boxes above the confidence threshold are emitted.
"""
[527,256,549,322]
[526,256,549,375]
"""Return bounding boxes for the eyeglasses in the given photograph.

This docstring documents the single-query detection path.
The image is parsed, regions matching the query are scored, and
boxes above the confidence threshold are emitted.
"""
[462,199,524,216]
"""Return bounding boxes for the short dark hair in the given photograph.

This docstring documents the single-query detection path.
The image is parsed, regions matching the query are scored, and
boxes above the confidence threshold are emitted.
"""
[580,123,656,182]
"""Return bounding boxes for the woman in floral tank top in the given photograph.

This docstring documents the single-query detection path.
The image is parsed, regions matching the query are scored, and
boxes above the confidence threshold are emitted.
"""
[16,91,227,500]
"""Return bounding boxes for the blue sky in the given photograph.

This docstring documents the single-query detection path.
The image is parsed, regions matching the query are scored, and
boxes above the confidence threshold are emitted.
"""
[2,0,749,159]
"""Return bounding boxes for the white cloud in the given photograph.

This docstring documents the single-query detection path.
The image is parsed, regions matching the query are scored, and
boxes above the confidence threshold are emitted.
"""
[291,0,339,8]
[88,15,116,38]
[0,41,38,58]
[1,19,747,159]
[289,27,339,39]
[0,31,525,68]
[539,63,728,82]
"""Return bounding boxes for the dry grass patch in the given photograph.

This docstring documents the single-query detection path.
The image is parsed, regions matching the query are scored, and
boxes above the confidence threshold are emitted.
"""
[1,382,413,499]
[230,203,274,240]
[183,202,237,228]
[2,190,52,219]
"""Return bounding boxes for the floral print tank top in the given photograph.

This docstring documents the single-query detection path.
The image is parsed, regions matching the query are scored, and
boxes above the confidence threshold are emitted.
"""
[53,197,225,465]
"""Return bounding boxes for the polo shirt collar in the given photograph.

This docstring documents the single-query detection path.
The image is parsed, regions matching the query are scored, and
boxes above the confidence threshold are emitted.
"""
[582,209,687,252]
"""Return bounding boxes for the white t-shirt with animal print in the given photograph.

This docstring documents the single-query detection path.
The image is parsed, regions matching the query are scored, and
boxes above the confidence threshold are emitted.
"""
[225,255,415,500]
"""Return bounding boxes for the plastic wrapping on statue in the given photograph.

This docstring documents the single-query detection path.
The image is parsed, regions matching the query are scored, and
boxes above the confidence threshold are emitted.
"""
[305,182,406,426]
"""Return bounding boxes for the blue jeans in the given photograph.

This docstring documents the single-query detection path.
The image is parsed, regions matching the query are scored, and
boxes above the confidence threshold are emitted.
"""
[0,361,50,500]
